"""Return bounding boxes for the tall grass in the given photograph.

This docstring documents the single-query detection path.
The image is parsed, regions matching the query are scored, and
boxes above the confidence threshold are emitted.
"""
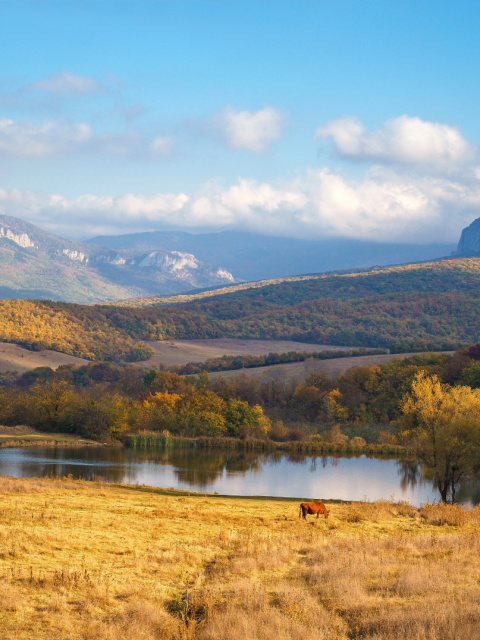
[1,477,480,638]
[126,433,406,456]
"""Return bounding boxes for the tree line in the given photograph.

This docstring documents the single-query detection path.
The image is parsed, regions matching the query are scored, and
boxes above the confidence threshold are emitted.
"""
[1,344,479,441]
[171,347,386,375]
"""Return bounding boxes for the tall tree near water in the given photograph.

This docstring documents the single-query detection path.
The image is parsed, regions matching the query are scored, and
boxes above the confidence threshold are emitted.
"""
[401,372,480,502]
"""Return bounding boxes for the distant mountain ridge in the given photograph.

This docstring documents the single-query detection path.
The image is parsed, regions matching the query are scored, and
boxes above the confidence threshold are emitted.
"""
[0,215,235,302]
[87,229,456,282]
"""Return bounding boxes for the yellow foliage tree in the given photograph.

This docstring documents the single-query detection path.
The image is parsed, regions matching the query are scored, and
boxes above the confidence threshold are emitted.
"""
[402,371,480,502]
[327,389,349,421]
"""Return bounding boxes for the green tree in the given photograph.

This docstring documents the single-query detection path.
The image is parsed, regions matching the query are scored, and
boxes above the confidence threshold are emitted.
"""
[225,399,270,438]
[401,372,480,502]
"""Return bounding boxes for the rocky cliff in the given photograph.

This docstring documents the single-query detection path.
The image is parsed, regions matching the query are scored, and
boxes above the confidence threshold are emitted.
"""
[457,217,480,255]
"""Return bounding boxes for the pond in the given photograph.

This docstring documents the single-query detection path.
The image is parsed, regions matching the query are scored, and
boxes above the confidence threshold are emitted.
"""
[1,446,479,506]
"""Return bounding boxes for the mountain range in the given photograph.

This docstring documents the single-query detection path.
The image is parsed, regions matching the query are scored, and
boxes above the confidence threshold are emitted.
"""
[0,216,234,303]
[1,212,477,304]
[88,229,456,282]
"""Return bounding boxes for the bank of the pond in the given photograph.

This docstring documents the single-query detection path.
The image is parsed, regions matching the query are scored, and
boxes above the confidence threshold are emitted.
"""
[0,428,103,448]
[0,427,407,456]
[126,433,407,456]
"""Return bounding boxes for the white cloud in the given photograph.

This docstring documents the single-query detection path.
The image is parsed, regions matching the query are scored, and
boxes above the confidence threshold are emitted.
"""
[210,105,286,153]
[315,115,476,167]
[32,72,105,95]
[0,117,175,158]
[0,118,92,157]
[150,136,175,157]
[1,167,479,243]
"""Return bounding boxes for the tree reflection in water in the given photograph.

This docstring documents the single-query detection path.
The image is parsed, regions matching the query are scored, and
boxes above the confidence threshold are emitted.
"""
[33,446,133,484]
[5,446,480,505]
[162,448,262,487]
[396,458,421,492]
[455,479,480,505]
[396,457,480,505]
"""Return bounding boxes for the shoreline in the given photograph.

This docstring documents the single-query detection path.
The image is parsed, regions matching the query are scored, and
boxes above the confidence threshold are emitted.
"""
[0,429,407,455]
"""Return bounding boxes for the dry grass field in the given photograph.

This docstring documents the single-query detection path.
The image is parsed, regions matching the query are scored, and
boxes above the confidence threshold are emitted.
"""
[208,351,439,382]
[143,339,350,367]
[0,342,89,374]
[0,476,479,639]
[0,426,98,447]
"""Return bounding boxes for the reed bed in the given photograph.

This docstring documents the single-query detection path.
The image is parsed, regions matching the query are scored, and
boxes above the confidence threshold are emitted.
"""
[0,476,479,639]
[126,433,406,456]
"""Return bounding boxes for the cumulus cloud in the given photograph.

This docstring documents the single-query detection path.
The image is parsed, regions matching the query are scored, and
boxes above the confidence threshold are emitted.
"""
[0,118,92,157]
[209,105,286,152]
[1,167,478,243]
[32,72,105,95]
[315,115,476,167]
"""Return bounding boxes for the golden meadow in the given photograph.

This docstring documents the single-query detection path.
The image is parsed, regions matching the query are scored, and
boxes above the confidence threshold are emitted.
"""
[1,476,479,639]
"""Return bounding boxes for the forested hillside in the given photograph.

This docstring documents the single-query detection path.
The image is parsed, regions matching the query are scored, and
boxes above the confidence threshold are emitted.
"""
[130,256,480,307]
[3,257,480,361]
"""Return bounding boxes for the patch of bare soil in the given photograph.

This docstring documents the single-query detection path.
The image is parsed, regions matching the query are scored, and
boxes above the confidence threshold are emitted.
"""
[144,338,351,366]
[0,342,89,374]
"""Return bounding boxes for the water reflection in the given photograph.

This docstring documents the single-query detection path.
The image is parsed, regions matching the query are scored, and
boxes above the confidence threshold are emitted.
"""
[0,446,478,506]
[396,458,422,491]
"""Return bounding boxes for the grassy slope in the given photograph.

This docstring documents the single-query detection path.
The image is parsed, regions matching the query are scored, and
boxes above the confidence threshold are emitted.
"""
[0,426,99,446]
[0,342,88,373]
[0,477,479,640]
[142,338,350,367]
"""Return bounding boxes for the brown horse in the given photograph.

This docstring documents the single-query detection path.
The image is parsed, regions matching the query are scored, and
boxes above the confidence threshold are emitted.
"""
[299,501,329,521]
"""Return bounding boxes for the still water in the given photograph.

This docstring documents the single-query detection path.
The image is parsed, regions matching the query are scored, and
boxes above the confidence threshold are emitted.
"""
[1,446,478,506]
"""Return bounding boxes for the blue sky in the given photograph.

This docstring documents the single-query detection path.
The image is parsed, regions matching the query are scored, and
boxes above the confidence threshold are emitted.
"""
[1,0,480,241]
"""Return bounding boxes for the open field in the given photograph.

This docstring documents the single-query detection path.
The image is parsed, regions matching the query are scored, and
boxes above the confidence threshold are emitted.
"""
[0,477,479,639]
[208,351,450,382]
[0,342,89,374]
[143,338,351,367]
[0,426,98,447]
